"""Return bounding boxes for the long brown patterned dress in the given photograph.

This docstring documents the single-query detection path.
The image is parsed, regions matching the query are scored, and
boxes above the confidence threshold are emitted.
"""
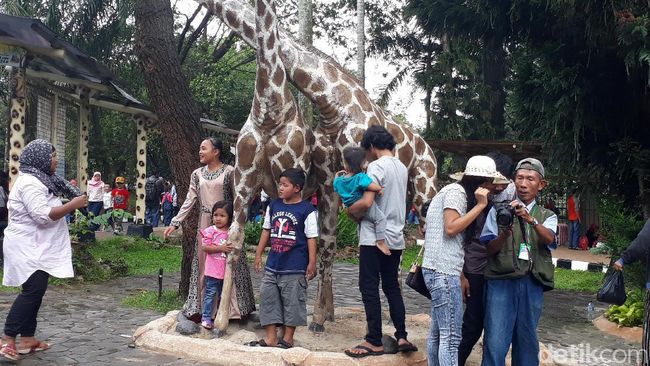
[170,165,256,320]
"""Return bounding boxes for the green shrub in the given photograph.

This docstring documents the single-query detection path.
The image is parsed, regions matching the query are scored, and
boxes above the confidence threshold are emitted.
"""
[337,210,358,248]
[244,221,263,247]
[605,289,645,327]
[598,198,646,288]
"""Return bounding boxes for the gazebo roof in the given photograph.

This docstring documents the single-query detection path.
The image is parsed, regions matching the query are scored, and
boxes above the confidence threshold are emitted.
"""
[0,14,142,103]
[0,13,239,135]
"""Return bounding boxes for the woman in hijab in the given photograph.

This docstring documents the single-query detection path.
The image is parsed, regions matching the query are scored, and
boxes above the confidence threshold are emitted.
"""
[86,171,104,218]
[0,139,88,360]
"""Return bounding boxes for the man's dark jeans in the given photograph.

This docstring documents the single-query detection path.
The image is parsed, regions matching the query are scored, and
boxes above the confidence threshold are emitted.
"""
[359,245,407,347]
[459,272,486,365]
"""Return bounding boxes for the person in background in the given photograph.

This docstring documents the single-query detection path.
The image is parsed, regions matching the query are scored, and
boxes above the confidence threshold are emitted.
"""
[102,184,113,231]
[407,203,420,225]
[613,219,650,366]
[161,183,175,227]
[170,184,179,216]
[65,179,78,224]
[145,172,163,227]
[0,172,9,231]
[0,139,88,361]
[586,224,600,249]
[86,172,104,230]
[567,189,581,249]
[111,177,130,234]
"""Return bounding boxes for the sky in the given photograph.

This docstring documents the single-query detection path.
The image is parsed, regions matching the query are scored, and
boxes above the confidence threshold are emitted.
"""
[175,0,427,130]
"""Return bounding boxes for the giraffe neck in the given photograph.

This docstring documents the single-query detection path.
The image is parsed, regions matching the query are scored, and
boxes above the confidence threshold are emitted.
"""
[206,0,377,134]
[251,0,296,131]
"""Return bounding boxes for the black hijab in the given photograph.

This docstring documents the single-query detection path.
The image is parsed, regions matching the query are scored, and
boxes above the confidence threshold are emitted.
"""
[19,139,81,199]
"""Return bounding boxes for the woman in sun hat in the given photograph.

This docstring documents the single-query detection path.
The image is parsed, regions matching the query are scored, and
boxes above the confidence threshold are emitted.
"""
[0,139,88,361]
[421,155,509,366]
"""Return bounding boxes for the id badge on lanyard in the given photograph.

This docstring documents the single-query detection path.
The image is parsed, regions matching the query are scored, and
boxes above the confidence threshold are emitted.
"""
[517,204,538,262]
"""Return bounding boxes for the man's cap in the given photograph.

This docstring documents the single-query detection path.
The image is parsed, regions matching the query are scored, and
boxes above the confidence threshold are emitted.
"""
[515,158,545,178]
[115,176,125,184]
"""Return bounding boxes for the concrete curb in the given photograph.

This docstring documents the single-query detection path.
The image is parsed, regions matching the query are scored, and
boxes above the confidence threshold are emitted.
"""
[552,258,607,273]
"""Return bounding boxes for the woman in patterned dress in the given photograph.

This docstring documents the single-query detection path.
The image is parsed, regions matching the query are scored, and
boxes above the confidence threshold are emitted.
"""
[164,137,255,322]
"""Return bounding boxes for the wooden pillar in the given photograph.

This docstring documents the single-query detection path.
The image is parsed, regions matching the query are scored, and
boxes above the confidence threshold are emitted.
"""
[7,67,26,190]
[134,115,148,223]
[77,87,90,193]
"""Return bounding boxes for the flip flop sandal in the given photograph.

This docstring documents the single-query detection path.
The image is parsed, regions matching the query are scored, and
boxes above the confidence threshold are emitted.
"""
[397,341,418,353]
[276,339,293,349]
[0,343,19,361]
[344,345,384,358]
[18,341,50,355]
[245,339,271,347]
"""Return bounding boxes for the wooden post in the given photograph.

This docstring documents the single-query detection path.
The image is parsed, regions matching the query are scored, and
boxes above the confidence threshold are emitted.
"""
[134,115,148,223]
[7,67,26,190]
[77,87,90,193]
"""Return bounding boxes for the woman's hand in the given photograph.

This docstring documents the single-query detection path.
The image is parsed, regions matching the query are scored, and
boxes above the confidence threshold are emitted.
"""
[163,226,177,239]
[70,195,88,209]
[474,187,490,207]
[220,243,234,253]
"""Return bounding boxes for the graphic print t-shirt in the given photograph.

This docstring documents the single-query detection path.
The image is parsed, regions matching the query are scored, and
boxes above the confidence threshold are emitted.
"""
[111,188,130,210]
[262,199,318,274]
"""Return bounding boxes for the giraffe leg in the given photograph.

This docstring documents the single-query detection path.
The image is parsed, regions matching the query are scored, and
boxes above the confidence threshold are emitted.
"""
[214,131,263,332]
[309,185,337,332]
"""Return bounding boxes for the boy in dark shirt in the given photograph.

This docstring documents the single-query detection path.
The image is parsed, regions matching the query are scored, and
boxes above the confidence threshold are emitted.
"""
[251,168,318,349]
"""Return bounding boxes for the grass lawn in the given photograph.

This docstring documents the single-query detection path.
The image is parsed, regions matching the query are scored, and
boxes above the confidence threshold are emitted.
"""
[88,237,182,277]
[553,267,604,292]
[338,245,605,293]
[122,289,183,314]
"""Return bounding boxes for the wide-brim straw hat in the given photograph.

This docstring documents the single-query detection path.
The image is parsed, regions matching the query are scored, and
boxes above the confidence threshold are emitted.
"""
[449,155,510,184]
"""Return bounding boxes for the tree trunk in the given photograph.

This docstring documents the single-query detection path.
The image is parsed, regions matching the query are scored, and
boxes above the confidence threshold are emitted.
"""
[298,0,314,127]
[356,0,365,86]
[481,33,506,138]
[134,0,203,298]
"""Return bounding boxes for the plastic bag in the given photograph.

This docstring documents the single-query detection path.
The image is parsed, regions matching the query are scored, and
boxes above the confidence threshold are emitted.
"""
[597,270,627,305]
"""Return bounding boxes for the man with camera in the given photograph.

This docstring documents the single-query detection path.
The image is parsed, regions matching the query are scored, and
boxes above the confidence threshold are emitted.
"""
[479,158,557,366]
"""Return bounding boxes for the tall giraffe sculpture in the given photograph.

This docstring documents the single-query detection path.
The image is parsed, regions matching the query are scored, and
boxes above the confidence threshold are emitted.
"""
[204,0,438,331]
[213,0,312,331]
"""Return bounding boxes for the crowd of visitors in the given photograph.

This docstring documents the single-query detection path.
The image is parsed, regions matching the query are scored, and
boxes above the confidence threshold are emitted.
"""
[0,127,619,365]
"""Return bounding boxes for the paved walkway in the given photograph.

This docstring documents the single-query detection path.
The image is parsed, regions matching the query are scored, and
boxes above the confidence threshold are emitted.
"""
[0,263,638,365]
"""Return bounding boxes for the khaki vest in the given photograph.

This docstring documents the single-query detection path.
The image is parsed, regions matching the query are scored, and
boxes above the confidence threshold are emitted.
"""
[484,205,556,291]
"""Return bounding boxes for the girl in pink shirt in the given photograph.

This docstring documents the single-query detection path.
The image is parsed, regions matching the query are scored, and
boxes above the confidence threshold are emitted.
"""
[199,201,233,329]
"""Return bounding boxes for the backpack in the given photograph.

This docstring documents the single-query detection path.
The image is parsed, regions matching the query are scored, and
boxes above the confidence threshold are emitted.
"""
[578,235,589,250]
[145,179,157,205]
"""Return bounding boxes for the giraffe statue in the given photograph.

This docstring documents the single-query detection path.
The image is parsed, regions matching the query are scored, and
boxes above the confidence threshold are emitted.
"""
[213,0,312,332]
[201,0,437,331]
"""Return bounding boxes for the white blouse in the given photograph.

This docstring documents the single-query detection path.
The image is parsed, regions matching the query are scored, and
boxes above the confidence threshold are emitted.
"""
[3,173,73,286]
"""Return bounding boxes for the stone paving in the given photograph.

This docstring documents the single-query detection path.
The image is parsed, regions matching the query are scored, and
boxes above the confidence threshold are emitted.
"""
[0,263,640,365]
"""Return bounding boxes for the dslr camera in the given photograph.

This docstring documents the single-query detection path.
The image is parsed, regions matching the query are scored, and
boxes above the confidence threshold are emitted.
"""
[494,201,522,228]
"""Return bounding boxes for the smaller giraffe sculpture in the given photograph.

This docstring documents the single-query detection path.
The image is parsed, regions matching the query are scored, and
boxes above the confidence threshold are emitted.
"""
[213,0,313,331]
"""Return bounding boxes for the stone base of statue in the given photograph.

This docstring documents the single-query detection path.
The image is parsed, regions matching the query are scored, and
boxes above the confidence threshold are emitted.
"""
[133,307,559,366]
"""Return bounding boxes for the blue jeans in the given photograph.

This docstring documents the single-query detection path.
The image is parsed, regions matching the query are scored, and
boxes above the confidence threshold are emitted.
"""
[162,202,174,226]
[568,220,580,248]
[423,269,462,366]
[202,276,223,320]
[407,211,420,225]
[145,206,160,227]
[482,275,544,366]
[87,201,103,231]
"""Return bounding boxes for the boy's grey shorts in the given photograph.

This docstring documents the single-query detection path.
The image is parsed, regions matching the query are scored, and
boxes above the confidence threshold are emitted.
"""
[259,271,308,327]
